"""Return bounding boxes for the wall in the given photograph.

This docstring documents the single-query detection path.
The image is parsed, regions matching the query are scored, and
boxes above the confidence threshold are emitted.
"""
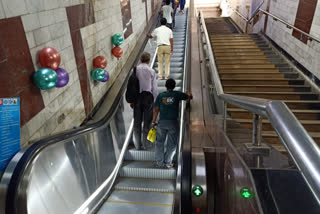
[225,0,320,80]
[0,0,157,147]
[254,0,320,80]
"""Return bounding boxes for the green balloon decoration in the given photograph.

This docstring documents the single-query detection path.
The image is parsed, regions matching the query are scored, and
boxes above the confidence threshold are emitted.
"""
[33,68,58,90]
[91,68,106,81]
[112,33,124,46]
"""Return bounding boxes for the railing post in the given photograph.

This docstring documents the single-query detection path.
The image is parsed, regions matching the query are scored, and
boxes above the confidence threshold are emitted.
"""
[245,114,269,153]
[252,114,262,146]
[223,101,227,131]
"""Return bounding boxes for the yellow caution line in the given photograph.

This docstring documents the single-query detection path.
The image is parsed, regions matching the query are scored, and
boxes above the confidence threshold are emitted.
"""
[114,189,174,194]
[106,200,172,207]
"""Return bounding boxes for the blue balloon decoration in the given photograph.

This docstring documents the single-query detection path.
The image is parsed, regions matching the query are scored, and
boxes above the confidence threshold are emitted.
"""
[33,68,58,90]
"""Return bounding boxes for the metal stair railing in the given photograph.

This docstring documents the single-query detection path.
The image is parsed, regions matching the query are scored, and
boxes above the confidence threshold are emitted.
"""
[226,1,320,43]
[199,10,320,206]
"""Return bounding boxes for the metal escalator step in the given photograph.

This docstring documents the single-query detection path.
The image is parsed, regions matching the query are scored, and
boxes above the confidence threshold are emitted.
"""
[155,62,183,67]
[168,57,184,62]
[120,161,176,179]
[155,67,183,73]
[115,177,175,192]
[99,191,173,214]
[125,149,155,161]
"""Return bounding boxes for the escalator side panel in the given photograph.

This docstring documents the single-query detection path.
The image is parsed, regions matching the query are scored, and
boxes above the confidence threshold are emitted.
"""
[203,118,264,214]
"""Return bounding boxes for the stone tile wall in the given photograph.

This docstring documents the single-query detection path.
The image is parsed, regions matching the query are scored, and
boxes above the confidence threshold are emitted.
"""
[252,0,320,80]
[0,0,154,147]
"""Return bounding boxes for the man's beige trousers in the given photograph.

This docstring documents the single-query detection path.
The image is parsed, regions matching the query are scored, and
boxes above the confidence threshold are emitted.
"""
[157,45,171,79]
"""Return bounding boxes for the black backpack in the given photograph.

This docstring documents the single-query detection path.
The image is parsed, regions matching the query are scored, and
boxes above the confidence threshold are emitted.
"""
[125,67,140,103]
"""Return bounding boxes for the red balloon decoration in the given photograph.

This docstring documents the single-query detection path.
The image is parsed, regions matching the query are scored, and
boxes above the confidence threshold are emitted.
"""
[93,56,107,69]
[39,47,61,70]
[112,47,123,58]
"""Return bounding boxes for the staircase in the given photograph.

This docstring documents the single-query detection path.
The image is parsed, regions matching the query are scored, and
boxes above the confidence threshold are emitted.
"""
[210,33,320,152]
[97,11,187,214]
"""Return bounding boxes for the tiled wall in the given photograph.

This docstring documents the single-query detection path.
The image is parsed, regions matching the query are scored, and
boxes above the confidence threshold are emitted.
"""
[0,0,156,147]
[226,0,320,80]
[252,0,320,79]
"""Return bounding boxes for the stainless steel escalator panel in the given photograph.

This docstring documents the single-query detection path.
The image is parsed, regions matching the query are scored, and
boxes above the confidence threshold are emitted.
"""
[0,97,133,214]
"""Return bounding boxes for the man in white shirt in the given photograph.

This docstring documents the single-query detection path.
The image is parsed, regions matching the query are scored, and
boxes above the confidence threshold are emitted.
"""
[147,18,173,80]
[133,52,158,150]
[161,0,173,29]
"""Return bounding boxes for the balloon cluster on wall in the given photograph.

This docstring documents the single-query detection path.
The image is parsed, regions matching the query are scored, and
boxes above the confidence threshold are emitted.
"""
[33,47,69,90]
[91,56,109,82]
[111,33,124,58]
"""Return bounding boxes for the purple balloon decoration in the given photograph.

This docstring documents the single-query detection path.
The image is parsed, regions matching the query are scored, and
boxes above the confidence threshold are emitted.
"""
[100,71,109,82]
[55,67,69,88]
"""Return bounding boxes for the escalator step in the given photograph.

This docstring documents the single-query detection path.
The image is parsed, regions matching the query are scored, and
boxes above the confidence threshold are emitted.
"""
[115,177,175,193]
[120,161,176,179]
[125,149,155,161]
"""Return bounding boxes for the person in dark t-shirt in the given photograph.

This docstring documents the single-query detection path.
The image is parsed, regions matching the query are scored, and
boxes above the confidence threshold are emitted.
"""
[152,79,192,168]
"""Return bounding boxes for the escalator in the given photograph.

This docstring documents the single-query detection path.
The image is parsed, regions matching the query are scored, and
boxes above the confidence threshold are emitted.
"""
[0,10,189,214]
[97,11,188,213]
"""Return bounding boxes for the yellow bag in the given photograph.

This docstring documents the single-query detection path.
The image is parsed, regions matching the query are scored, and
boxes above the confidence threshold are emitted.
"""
[147,128,157,143]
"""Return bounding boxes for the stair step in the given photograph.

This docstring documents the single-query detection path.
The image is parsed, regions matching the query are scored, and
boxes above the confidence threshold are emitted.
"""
[167,57,184,62]
[262,131,320,144]
[125,149,155,161]
[219,68,279,73]
[211,42,257,46]
[214,51,264,56]
[222,78,305,85]
[228,100,320,110]
[229,91,318,100]
[213,45,260,50]
[120,161,176,179]
[114,177,175,193]
[228,108,320,120]
[155,67,183,73]
[237,119,320,132]
[214,48,262,53]
[102,190,173,213]
[220,72,298,79]
[218,64,275,69]
[155,62,183,67]
[216,56,268,60]
[216,59,271,65]
[283,100,320,110]
[223,85,311,92]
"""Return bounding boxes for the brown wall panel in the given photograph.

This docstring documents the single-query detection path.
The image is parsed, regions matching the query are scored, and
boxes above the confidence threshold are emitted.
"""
[0,17,45,126]
[292,0,318,43]
[66,3,95,115]
[121,0,133,39]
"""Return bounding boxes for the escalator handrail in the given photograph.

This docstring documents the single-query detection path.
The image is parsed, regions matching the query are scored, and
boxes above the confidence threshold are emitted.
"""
[174,9,191,214]
[199,10,320,206]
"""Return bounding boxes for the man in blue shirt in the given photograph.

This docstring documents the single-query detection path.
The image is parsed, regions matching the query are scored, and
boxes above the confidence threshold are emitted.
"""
[152,79,192,168]
[133,52,158,150]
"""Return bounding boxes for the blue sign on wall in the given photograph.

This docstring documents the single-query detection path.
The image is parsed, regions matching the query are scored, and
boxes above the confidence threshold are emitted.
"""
[0,98,21,173]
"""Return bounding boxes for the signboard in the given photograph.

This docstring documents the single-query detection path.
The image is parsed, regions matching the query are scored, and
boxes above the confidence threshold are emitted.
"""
[0,98,21,173]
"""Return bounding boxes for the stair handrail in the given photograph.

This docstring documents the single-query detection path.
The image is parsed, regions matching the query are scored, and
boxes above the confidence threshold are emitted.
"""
[226,1,320,43]
[257,9,320,43]
[199,10,320,206]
